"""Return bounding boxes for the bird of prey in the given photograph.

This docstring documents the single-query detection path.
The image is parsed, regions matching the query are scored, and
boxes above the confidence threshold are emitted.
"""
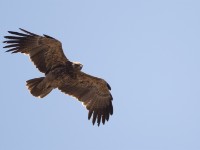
[3,28,113,126]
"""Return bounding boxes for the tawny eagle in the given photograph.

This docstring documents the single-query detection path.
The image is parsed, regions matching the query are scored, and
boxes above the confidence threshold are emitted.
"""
[3,28,113,126]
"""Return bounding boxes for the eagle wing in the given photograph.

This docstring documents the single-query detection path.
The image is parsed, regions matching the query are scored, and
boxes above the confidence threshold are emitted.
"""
[3,28,68,73]
[58,71,113,126]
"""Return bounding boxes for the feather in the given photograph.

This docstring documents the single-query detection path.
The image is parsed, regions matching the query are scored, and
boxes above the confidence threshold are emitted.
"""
[43,34,55,39]
[5,47,18,52]
[97,110,102,126]
[92,111,97,125]
[4,36,24,39]
[88,110,93,120]
[3,44,19,48]
[3,40,19,43]
[107,83,111,90]
[19,28,37,36]
[8,31,27,36]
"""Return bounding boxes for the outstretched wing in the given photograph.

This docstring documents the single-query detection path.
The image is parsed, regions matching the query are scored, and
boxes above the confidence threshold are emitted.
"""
[3,28,68,73]
[58,72,113,126]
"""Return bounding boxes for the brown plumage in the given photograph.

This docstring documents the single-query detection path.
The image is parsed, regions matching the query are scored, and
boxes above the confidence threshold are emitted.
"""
[3,28,113,126]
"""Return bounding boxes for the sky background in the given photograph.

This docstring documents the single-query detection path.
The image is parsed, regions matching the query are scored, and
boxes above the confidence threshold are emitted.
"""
[0,0,200,150]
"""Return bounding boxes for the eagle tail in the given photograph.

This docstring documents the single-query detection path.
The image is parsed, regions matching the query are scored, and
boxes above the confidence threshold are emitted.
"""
[26,77,53,98]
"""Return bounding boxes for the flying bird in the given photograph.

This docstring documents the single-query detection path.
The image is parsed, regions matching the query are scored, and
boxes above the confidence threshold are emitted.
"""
[3,28,113,126]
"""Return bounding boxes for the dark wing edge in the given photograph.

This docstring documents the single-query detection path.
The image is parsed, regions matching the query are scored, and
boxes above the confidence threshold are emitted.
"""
[87,94,113,126]
[3,28,68,73]
[58,72,113,126]
[3,28,38,53]
[82,73,113,126]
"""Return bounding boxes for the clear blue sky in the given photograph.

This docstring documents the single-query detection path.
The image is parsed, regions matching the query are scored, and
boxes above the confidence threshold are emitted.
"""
[0,0,200,150]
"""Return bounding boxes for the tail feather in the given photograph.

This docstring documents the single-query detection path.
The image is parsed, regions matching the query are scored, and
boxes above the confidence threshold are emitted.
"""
[26,77,53,98]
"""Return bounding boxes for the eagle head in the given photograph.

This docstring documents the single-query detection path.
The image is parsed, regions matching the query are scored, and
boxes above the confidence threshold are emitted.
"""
[72,62,83,71]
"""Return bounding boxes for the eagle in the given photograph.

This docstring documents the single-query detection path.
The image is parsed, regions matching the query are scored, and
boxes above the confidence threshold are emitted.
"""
[3,28,113,126]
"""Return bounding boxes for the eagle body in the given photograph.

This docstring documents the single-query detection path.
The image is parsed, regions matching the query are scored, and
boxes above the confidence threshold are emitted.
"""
[3,28,113,126]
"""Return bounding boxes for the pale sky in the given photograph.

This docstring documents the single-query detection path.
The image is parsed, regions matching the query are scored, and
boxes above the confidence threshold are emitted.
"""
[0,0,200,150]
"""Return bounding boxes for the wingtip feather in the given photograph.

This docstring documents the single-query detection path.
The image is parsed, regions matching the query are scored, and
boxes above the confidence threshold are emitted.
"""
[92,111,97,125]
[107,83,111,90]
[19,28,37,36]
[7,30,27,36]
